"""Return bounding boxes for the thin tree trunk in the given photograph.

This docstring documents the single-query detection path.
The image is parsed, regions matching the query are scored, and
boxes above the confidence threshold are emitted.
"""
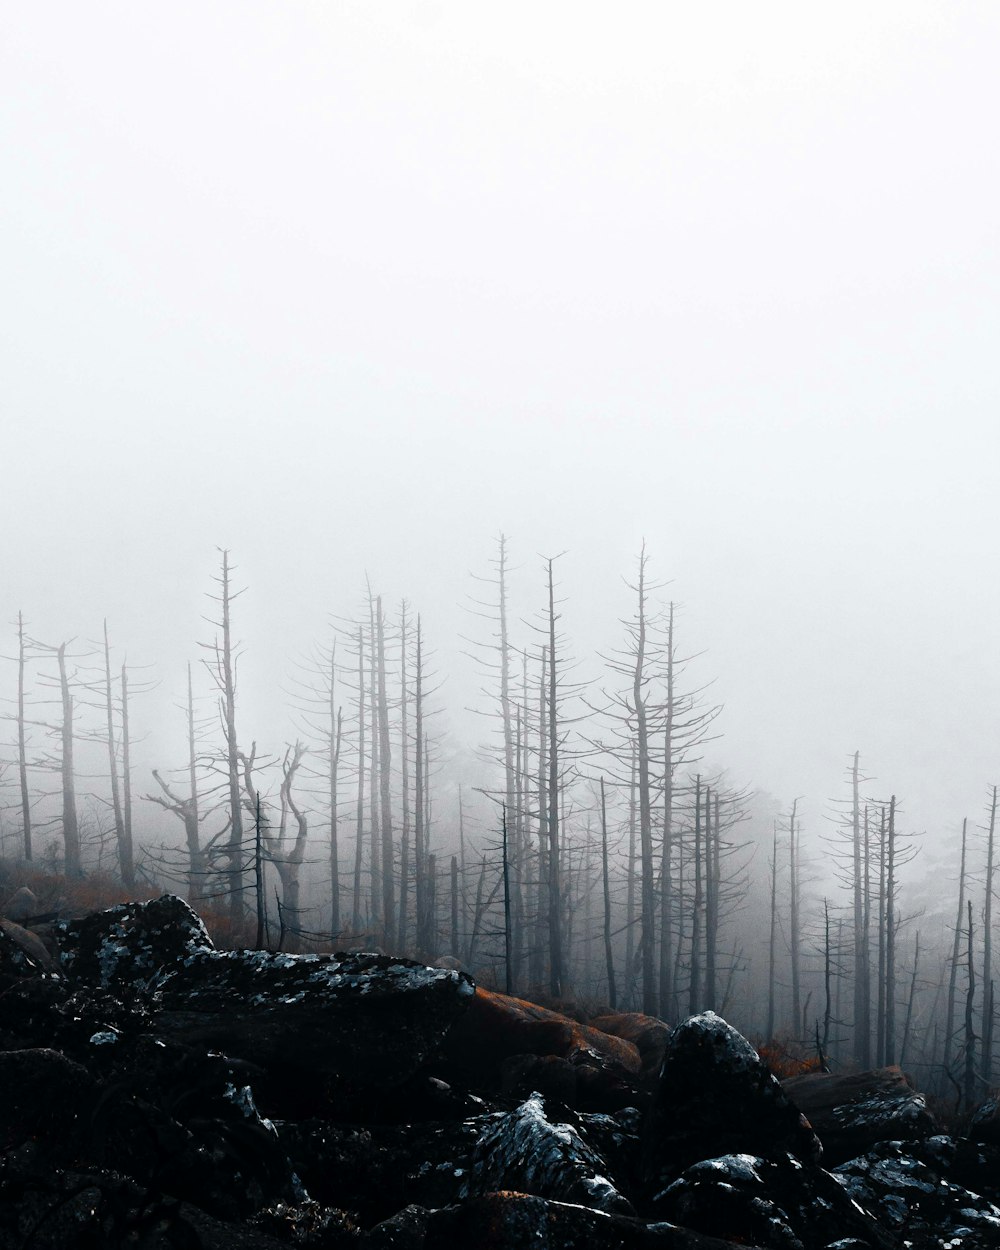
[659,601,675,1015]
[103,622,132,886]
[790,798,801,1034]
[876,806,887,1067]
[632,548,657,1015]
[185,663,202,901]
[398,603,410,950]
[966,899,977,1111]
[353,626,366,932]
[502,805,513,994]
[851,751,869,1065]
[120,662,134,886]
[704,787,717,1011]
[546,558,562,997]
[414,617,427,952]
[885,795,897,1064]
[900,932,920,1069]
[984,787,997,1083]
[57,643,81,877]
[689,775,703,1013]
[767,822,778,1038]
[375,596,395,943]
[600,777,617,1009]
[17,613,32,861]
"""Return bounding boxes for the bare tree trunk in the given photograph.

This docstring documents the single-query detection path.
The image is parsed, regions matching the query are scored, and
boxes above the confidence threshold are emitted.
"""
[704,787,717,1011]
[767,822,778,1038]
[966,899,977,1111]
[103,622,133,886]
[367,593,381,936]
[414,616,427,952]
[876,806,887,1067]
[689,775,703,1013]
[398,604,410,951]
[213,552,245,926]
[546,558,563,998]
[632,548,657,1016]
[600,777,617,1009]
[900,931,920,1069]
[57,643,81,877]
[530,645,547,990]
[885,795,897,1065]
[502,805,513,994]
[625,749,637,1003]
[353,626,366,933]
[851,751,870,1066]
[120,662,134,885]
[790,798,801,1034]
[329,678,343,941]
[185,663,201,899]
[984,787,997,1083]
[659,602,675,1016]
[17,613,32,861]
[823,898,832,1054]
[451,854,460,956]
[375,596,395,943]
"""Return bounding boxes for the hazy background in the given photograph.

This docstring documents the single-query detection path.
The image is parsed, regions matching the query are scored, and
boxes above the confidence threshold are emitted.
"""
[2,2,999,860]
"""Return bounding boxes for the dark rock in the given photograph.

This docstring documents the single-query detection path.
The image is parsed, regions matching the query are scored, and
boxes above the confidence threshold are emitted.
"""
[0,919,53,971]
[462,1092,634,1214]
[426,1192,766,1249]
[0,1048,97,1157]
[364,1204,431,1249]
[969,1096,1000,1148]
[0,919,48,979]
[782,1067,936,1165]
[643,1011,822,1203]
[834,1141,1000,1250]
[58,894,214,994]
[907,1133,1000,1205]
[590,1012,671,1087]
[2,885,39,922]
[443,986,642,1078]
[250,1201,361,1247]
[153,948,474,1109]
[276,1116,482,1222]
[654,1152,892,1250]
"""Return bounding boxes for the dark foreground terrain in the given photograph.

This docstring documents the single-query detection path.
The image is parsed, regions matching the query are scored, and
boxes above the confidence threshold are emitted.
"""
[3,894,1000,1249]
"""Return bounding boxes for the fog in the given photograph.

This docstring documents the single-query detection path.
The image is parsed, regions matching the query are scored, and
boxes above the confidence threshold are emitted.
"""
[2,3,1000,1036]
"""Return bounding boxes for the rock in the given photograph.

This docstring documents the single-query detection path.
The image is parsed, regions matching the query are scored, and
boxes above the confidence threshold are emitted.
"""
[152,948,475,1109]
[643,1011,822,1203]
[969,1096,1000,1148]
[655,1152,892,1250]
[426,1192,766,1250]
[0,918,49,979]
[58,893,214,993]
[275,1116,482,1222]
[443,986,642,1112]
[364,1204,432,1249]
[782,1067,936,1165]
[0,1048,97,1158]
[590,1011,671,1086]
[909,1133,1000,1205]
[834,1141,1000,1249]
[2,885,39,921]
[462,1092,634,1215]
[0,919,54,970]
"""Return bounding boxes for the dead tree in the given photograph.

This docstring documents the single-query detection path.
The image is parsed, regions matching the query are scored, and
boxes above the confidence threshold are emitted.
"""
[199,550,247,926]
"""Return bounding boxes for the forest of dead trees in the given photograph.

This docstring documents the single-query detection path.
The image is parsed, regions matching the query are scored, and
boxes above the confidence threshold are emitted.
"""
[2,539,999,1108]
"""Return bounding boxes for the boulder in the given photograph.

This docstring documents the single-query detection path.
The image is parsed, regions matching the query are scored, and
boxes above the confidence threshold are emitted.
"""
[462,1092,634,1214]
[0,919,49,979]
[442,987,642,1110]
[57,893,214,993]
[590,1011,671,1085]
[426,1192,766,1250]
[276,1116,482,1222]
[655,1152,892,1250]
[2,885,39,921]
[782,1067,936,1165]
[835,1141,1000,1249]
[643,1011,822,1204]
[969,1096,1000,1148]
[0,1048,97,1157]
[152,948,475,1107]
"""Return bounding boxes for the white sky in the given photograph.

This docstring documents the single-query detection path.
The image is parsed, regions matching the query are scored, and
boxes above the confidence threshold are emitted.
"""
[2,2,999,858]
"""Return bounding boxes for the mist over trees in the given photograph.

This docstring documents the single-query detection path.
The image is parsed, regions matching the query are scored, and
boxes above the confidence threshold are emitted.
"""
[1,537,997,1106]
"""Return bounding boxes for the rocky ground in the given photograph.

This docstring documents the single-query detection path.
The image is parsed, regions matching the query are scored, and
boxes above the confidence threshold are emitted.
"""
[2,894,1000,1248]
